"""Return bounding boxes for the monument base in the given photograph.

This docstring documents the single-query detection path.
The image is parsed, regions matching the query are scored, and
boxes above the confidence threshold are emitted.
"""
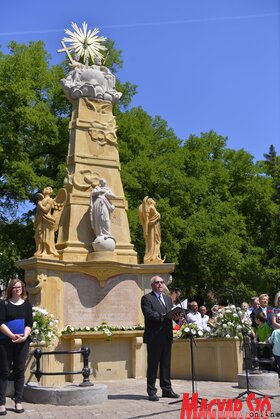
[23,382,107,405]
[18,256,175,388]
[237,371,279,389]
[17,257,175,330]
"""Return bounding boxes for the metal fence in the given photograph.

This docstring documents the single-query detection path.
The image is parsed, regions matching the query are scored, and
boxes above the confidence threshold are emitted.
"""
[32,346,93,386]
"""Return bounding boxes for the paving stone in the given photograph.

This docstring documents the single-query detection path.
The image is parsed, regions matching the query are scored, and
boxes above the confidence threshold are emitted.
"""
[2,378,280,418]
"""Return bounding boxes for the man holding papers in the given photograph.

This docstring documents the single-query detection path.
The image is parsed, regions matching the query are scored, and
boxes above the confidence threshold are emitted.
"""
[141,276,180,401]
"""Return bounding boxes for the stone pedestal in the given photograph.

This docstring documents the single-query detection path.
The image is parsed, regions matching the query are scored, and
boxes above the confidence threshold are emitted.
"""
[19,257,174,331]
[237,371,279,389]
[24,383,108,405]
[171,338,243,382]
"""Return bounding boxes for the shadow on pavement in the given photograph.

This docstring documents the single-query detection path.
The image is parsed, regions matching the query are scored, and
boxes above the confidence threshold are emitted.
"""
[108,394,147,400]
[124,408,181,419]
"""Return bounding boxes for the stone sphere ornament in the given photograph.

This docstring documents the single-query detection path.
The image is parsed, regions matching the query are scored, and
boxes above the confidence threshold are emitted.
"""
[92,236,116,252]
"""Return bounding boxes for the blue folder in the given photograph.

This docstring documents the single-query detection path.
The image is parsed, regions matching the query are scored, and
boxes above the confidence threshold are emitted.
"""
[0,319,25,339]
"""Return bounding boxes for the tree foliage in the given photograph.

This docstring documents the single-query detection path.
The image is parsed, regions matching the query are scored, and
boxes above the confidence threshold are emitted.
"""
[0,41,279,307]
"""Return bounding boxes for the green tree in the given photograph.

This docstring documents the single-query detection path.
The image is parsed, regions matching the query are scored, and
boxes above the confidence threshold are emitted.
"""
[119,129,280,303]
[262,144,280,203]
[0,40,69,205]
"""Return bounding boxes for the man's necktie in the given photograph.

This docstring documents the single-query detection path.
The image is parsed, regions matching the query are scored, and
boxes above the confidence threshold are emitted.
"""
[158,294,166,307]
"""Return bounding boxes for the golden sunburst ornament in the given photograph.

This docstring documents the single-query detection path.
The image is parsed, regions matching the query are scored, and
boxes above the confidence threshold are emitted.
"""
[61,21,107,64]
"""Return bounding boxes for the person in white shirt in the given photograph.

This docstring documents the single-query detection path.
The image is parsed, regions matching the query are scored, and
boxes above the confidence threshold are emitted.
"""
[240,302,251,323]
[199,305,210,330]
[247,297,259,315]
[187,302,210,332]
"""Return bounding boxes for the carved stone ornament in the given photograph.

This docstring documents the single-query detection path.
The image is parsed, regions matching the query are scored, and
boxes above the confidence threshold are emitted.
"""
[83,99,112,114]
[64,169,100,192]
[25,272,45,295]
[60,64,122,104]
[58,22,122,104]
[88,125,117,146]
[73,170,99,190]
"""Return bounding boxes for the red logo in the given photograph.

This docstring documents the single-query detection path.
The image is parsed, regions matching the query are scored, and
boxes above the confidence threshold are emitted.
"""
[180,392,271,418]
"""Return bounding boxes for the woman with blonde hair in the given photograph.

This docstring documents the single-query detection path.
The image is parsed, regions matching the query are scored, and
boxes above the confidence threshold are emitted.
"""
[0,279,33,415]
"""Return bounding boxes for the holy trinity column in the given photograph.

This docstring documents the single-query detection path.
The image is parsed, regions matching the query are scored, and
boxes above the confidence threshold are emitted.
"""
[18,22,174,329]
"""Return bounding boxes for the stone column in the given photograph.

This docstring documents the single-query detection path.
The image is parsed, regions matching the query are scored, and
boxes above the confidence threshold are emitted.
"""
[56,66,137,264]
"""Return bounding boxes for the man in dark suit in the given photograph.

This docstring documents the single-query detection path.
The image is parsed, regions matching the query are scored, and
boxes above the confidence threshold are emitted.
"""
[259,294,274,328]
[141,275,180,401]
[251,294,273,329]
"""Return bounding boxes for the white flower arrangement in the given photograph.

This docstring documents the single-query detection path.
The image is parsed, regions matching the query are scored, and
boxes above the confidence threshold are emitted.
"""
[177,305,254,341]
[62,322,144,340]
[31,307,60,346]
[177,322,206,339]
[210,305,253,339]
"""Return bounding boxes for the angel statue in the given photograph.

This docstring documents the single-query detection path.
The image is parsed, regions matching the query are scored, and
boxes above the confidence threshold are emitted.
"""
[34,187,67,257]
[139,196,164,264]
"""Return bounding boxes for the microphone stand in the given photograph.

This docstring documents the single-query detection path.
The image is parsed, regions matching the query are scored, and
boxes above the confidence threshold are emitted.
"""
[169,294,203,406]
[226,289,273,401]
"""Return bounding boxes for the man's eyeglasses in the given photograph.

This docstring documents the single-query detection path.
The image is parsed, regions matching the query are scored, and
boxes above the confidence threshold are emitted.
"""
[154,281,163,284]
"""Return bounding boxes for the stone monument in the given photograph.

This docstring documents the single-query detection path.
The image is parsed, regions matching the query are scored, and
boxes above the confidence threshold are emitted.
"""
[17,22,174,384]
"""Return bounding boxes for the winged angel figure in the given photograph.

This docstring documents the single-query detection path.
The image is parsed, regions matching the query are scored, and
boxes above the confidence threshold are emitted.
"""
[34,187,67,257]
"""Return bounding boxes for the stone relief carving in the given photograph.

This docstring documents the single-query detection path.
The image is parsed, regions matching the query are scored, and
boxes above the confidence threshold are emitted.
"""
[34,187,67,257]
[139,196,165,264]
[72,170,99,190]
[88,120,117,146]
[84,99,112,114]
[83,99,118,147]
[64,169,100,192]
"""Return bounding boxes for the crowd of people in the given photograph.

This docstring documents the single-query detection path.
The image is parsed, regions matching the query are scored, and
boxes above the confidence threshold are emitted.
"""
[165,289,280,375]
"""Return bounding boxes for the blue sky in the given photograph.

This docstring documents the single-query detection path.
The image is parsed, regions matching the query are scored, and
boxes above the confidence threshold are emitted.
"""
[0,0,279,161]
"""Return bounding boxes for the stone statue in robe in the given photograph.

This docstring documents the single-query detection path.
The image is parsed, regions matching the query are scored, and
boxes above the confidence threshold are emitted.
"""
[34,187,67,257]
[139,196,164,264]
[90,179,116,238]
